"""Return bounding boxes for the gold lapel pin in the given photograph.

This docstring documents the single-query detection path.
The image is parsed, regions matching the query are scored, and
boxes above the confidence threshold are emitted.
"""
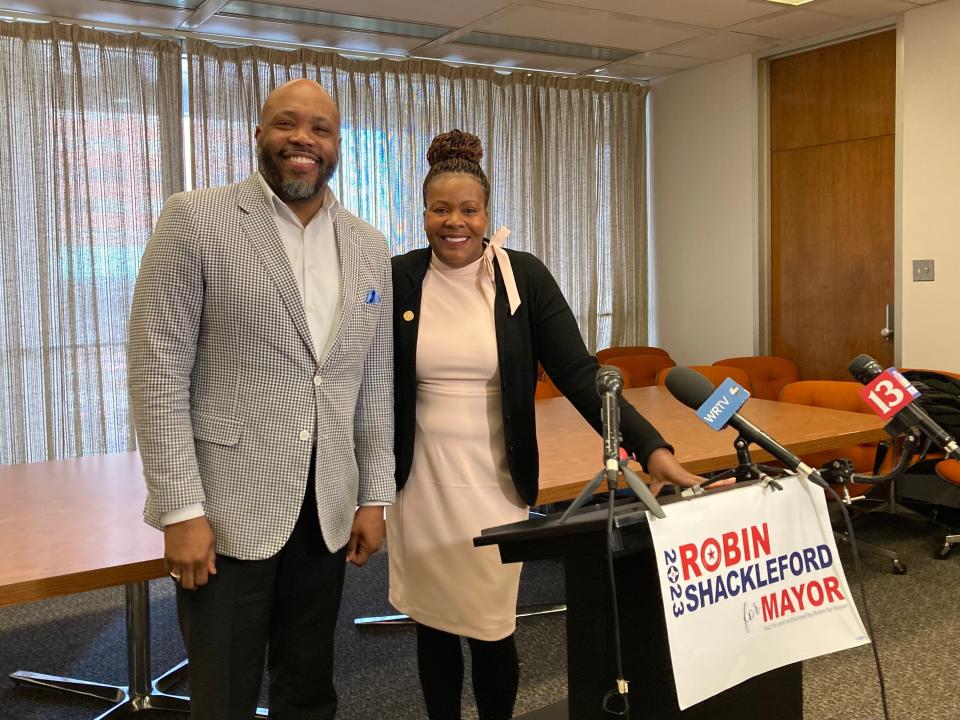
[402,310,415,322]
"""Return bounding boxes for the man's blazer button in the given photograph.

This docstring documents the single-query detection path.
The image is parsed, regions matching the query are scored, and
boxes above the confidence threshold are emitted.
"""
[403,310,415,322]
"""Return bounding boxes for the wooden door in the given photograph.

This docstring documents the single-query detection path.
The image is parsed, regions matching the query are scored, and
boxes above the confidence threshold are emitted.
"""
[770,31,895,380]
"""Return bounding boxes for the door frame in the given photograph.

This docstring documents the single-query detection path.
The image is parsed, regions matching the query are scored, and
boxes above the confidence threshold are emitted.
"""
[756,20,904,369]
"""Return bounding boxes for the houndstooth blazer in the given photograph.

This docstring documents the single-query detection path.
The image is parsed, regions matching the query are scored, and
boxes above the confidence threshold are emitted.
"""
[128,175,395,560]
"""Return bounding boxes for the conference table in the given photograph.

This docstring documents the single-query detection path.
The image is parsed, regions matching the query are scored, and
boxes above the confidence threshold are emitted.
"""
[0,386,886,717]
[535,385,887,503]
[0,452,195,717]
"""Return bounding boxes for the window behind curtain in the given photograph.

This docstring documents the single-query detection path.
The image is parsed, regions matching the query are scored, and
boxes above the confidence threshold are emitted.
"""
[0,24,649,465]
[0,22,182,465]
[188,41,650,356]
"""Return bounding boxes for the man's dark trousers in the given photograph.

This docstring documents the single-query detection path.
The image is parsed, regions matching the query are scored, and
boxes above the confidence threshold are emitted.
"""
[176,474,347,719]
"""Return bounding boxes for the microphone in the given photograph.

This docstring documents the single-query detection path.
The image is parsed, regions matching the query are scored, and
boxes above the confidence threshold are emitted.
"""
[665,367,820,480]
[848,354,959,458]
[596,365,624,395]
[596,365,623,487]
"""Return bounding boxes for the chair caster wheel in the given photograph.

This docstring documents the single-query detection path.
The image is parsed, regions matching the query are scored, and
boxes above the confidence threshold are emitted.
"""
[892,560,907,575]
[935,544,954,559]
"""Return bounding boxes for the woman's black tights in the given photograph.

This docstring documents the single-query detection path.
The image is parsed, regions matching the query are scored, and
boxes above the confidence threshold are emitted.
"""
[416,623,519,720]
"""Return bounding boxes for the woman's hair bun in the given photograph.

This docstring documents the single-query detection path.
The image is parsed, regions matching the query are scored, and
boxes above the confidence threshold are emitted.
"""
[422,129,490,206]
[426,129,483,167]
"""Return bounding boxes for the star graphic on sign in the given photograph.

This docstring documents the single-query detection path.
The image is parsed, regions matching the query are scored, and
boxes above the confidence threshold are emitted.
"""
[667,566,679,583]
[705,546,718,564]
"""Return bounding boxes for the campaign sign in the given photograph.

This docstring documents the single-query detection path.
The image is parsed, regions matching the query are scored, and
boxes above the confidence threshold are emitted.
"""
[696,379,750,430]
[647,476,868,710]
[859,368,919,420]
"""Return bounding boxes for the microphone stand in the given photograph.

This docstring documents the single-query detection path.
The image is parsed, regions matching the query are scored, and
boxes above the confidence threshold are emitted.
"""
[559,389,665,523]
[556,376,664,717]
[704,436,785,491]
[883,415,960,461]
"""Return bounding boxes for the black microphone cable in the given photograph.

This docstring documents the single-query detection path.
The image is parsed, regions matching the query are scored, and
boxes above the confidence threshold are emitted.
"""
[601,488,630,718]
[595,364,631,716]
[801,469,891,720]
[826,432,922,486]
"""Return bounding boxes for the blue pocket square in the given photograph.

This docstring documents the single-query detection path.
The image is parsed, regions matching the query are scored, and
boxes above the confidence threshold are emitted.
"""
[364,289,381,304]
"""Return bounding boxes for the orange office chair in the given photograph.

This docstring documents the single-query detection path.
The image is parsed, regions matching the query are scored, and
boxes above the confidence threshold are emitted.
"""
[934,460,960,558]
[656,365,753,395]
[778,380,904,573]
[539,368,635,399]
[777,381,887,477]
[535,379,562,399]
[596,346,671,364]
[605,355,675,388]
[713,356,799,401]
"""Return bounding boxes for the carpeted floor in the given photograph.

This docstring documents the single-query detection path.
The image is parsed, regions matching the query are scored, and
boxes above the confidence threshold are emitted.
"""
[1,503,958,719]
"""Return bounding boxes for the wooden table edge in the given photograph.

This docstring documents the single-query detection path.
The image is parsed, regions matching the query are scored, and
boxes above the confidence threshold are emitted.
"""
[534,425,889,506]
[0,559,167,608]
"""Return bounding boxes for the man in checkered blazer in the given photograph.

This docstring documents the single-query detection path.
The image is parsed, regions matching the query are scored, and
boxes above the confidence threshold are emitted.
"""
[128,78,394,719]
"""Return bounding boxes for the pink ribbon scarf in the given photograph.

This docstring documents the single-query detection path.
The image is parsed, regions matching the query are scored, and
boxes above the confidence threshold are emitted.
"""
[482,225,521,316]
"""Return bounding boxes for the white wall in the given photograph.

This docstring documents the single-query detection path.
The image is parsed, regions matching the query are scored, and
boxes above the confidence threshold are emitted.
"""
[650,0,960,374]
[900,0,960,373]
[649,54,757,366]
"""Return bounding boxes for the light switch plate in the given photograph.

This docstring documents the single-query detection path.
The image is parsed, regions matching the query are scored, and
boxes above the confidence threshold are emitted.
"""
[913,259,935,282]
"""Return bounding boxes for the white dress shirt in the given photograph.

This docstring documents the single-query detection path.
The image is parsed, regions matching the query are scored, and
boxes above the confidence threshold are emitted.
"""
[257,172,343,360]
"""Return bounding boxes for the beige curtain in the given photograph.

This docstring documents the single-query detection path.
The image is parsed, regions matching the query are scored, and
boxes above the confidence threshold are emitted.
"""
[0,22,182,464]
[188,40,649,354]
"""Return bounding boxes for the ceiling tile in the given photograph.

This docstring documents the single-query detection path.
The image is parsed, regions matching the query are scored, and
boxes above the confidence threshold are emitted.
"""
[124,0,202,9]
[632,51,710,69]
[218,1,448,39]
[199,14,427,54]
[812,0,915,17]
[548,0,787,28]
[455,31,634,62]
[0,0,929,79]
[236,0,512,28]
[475,5,705,52]
[662,30,781,59]
[595,62,679,80]
[731,8,861,39]
[0,0,192,27]
[418,42,605,74]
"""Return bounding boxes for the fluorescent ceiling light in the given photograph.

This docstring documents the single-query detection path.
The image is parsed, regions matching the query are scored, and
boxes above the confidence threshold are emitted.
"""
[220,1,450,40]
[765,0,815,5]
[121,0,205,9]
[459,32,633,62]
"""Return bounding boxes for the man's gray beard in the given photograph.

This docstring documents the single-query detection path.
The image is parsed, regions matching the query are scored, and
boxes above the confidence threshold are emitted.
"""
[257,145,338,202]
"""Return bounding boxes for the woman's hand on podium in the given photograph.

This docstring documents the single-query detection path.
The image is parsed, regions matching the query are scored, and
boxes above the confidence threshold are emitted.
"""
[645,447,735,496]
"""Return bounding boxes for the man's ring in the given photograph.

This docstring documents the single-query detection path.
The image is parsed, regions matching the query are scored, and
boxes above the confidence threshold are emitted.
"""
[169,570,181,581]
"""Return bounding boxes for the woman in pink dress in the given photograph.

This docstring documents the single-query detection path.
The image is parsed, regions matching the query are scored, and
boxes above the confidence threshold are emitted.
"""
[388,130,705,719]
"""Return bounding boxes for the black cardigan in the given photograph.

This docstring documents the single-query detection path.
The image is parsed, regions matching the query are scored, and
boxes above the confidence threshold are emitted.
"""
[392,246,672,506]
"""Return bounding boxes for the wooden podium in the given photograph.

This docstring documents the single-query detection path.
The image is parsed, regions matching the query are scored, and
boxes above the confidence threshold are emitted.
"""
[476,499,802,720]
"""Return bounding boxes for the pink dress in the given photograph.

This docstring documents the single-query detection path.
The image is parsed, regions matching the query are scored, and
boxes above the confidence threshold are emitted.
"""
[387,254,528,641]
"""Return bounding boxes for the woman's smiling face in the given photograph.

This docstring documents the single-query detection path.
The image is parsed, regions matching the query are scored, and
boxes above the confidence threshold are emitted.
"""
[423,173,488,268]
